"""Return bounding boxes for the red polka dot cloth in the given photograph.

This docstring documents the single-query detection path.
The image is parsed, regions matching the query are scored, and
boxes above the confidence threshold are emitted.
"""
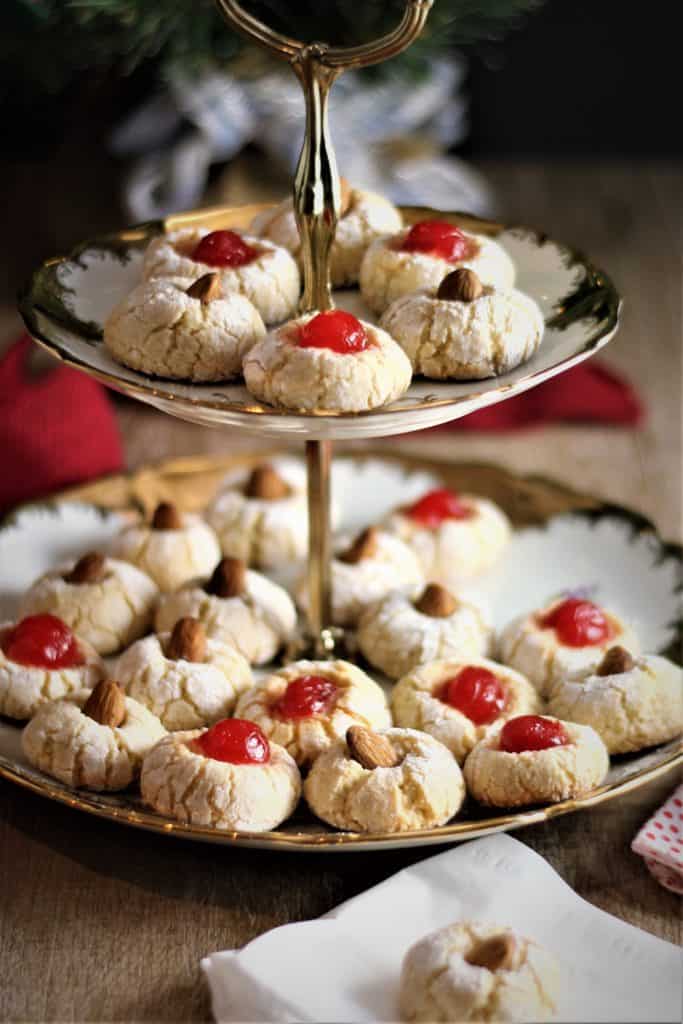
[631,784,683,894]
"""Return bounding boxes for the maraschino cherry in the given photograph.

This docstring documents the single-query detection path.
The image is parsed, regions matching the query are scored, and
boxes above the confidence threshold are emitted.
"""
[2,614,84,669]
[500,715,568,754]
[273,675,338,719]
[440,666,505,726]
[405,488,474,528]
[298,310,368,354]
[539,598,614,648]
[194,719,270,764]
[401,220,472,262]
[192,230,258,268]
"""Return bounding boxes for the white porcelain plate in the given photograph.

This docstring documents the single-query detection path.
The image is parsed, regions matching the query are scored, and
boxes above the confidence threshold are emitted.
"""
[18,204,621,439]
[0,455,680,851]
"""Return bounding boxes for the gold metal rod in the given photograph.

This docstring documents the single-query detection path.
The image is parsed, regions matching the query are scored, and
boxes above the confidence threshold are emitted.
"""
[213,0,301,56]
[306,439,333,656]
[322,1,434,68]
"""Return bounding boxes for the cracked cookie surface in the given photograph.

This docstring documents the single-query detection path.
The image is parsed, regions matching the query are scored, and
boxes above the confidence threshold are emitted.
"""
[112,513,221,592]
[463,717,609,807]
[250,187,402,287]
[115,632,252,730]
[498,600,640,699]
[380,285,544,379]
[358,591,492,680]
[360,230,515,316]
[154,569,296,666]
[103,276,266,381]
[22,691,166,791]
[142,228,300,325]
[242,313,412,413]
[20,558,159,656]
[392,658,540,763]
[399,921,561,1023]
[235,660,391,767]
[304,726,465,832]
[0,622,104,720]
[547,654,683,754]
[140,729,301,831]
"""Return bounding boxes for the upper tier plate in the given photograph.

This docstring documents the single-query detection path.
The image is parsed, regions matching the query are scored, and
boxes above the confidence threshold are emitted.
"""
[19,204,621,439]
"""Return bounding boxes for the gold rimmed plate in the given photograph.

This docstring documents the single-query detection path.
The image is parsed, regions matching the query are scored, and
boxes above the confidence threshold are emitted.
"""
[0,452,680,852]
[18,205,621,440]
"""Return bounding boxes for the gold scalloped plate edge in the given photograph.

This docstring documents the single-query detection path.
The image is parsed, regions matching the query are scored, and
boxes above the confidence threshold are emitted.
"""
[17,204,622,425]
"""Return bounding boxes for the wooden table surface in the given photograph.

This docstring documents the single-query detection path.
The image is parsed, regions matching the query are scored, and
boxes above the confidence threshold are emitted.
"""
[1,161,681,1022]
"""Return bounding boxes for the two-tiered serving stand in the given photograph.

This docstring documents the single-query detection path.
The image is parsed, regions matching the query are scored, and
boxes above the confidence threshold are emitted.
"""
[10,1,681,849]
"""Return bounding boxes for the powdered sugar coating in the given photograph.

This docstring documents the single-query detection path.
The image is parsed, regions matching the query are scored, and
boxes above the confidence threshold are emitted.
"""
[142,228,300,325]
[380,285,544,380]
[357,591,492,680]
[243,313,412,413]
[111,512,221,592]
[140,729,301,831]
[304,726,465,832]
[392,657,541,764]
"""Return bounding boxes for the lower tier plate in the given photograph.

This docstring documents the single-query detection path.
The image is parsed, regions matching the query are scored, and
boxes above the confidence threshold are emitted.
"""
[0,452,680,851]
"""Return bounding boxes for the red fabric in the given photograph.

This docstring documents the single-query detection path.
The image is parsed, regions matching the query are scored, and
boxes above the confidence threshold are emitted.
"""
[439,361,644,431]
[0,336,124,513]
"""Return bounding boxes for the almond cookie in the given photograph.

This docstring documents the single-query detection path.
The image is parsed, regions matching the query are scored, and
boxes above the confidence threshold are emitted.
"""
[399,922,561,1023]
[304,725,465,832]
[22,680,166,791]
[392,657,540,764]
[463,714,609,807]
[296,527,424,628]
[115,618,252,731]
[142,228,300,325]
[360,219,515,316]
[140,718,301,831]
[234,659,391,768]
[357,583,491,680]
[111,502,221,593]
[547,646,683,754]
[205,459,309,569]
[154,557,296,666]
[381,269,544,379]
[20,552,159,656]
[103,273,266,381]
[249,182,402,287]
[242,309,412,413]
[499,596,640,699]
[385,488,511,584]
[0,614,105,720]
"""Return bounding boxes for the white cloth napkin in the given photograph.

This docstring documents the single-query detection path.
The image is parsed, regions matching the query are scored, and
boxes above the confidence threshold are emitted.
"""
[201,833,681,1023]
[632,782,683,893]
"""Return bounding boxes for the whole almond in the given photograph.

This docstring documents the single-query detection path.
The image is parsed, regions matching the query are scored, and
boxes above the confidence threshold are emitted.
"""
[437,267,483,303]
[186,272,222,303]
[64,551,107,584]
[244,464,291,501]
[415,583,458,618]
[597,645,635,676]
[152,502,183,530]
[205,557,246,598]
[465,934,519,972]
[167,617,207,663]
[82,679,126,728]
[346,726,400,770]
[339,176,353,216]
[338,527,379,564]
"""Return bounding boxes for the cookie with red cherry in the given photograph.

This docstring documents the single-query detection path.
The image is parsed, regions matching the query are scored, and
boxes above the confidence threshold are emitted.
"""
[463,713,609,807]
[392,657,540,764]
[140,718,301,831]
[0,614,104,720]
[234,659,391,768]
[242,309,412,413]
[384,487,511,584]
[142,227,300,325]
[360,218,515,315]
[249,180,402,287]
[499,595,640,699]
